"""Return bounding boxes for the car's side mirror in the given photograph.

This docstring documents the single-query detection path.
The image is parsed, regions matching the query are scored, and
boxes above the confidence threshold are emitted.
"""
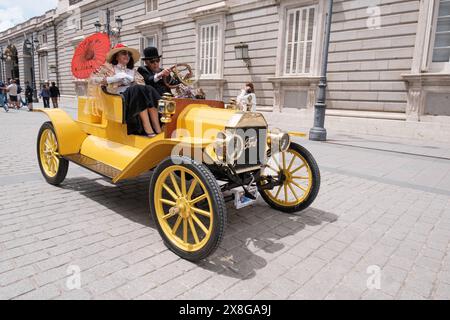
[158,93,177,123]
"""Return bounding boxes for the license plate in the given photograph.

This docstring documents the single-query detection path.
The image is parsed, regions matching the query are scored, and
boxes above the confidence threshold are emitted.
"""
[233,187,259,209]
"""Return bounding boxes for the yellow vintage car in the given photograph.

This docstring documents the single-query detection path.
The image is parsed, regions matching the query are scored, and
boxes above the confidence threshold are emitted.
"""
[35,65,320,261]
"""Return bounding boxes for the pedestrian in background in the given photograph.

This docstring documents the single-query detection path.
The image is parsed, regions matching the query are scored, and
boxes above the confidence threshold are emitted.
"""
[236,82,257,112]
[7,79,19,110]
[0,80,8,112]
[49,82,60,108]
[40,85,50,108]
[25,81,34,112]
[16,79,25,109]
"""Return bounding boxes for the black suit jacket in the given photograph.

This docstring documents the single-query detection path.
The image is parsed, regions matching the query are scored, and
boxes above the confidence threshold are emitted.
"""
[137,66,172,96]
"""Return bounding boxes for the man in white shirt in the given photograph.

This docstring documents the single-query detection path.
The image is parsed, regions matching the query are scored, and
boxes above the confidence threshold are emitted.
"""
[7,80,19,110]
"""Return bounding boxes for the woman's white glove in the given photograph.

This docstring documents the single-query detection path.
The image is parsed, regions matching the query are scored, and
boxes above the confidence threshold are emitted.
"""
[107,73,126,84]
[123,74,134,85]
[106,73,134,85]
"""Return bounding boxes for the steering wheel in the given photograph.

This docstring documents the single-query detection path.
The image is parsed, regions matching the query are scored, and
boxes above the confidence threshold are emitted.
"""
[163,63,195,89]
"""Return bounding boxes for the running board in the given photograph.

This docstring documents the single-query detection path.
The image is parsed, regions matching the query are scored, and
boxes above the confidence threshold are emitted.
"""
[65,154,121,179]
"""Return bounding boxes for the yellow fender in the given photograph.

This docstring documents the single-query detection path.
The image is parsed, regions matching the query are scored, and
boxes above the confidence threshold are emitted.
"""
[34,108,88,155]
[288,131,307,138]
[113,138,211,183]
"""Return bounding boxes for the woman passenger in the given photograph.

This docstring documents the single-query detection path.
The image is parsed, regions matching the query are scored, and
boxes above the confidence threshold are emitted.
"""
[92,44,162,137]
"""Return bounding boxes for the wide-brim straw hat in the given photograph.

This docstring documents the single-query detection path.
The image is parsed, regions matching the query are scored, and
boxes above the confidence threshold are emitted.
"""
[106,44,140,64]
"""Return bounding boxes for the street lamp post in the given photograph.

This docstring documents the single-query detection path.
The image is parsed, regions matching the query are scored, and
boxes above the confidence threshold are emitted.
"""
[25,35,40,102]
[309,0,334,141]
[94,9,123,46]
[0,46,5,82]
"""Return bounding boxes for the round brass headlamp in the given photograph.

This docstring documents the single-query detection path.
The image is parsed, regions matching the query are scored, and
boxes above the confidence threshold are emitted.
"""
[268,128,291,153]
[214,131,245,164]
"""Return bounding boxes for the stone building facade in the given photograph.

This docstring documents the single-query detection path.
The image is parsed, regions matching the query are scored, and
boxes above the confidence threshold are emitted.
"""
[0,0,449,123]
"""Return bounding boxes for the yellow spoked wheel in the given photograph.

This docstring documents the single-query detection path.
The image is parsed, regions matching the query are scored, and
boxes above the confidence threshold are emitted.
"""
[258,142,320,213]
[37,122,69,186]
[150,156,226,261]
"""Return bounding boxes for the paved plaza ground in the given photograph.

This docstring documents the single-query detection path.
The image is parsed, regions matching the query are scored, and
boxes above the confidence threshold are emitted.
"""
[0,99,449,300]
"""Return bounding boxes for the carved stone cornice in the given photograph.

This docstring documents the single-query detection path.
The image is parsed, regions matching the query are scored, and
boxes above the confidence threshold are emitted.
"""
[188,1,229,20]
[402,73,450,87]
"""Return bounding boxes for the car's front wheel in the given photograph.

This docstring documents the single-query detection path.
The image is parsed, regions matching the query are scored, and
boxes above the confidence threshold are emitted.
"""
[258,142,320,213]
[37,121,69,186]
[149,156,227,261]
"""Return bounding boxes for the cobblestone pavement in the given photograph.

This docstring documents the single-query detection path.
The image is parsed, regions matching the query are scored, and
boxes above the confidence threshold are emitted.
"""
[0,103,449,300]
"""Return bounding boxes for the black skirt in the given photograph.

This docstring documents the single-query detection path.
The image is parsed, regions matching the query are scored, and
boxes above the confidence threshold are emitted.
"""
[122,84,161,135]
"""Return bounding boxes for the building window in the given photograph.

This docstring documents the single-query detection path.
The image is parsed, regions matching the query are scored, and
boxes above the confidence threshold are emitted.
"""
[199,23,220,77]
[40,32,48,45]
[99,9,115,26]
[146,0,158,13]
[284,6,317,75]
[431,0,450,66]
[76,18,83,31]
[39,52,48,81]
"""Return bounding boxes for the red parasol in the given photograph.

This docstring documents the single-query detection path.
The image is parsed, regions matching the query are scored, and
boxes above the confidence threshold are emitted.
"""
[71,33,111,79]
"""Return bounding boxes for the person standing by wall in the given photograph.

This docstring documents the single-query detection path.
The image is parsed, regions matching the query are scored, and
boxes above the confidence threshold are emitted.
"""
[7,79,19,110]
[16,79,25,109]
[49,82,60,108]
[0,80,8,112]
[236,82,257,112]
[25,81,34,112]
[39,84,50,108]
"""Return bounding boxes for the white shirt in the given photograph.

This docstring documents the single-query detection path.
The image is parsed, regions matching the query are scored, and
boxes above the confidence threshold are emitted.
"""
[7,84,17,96]
[237,90,257,112]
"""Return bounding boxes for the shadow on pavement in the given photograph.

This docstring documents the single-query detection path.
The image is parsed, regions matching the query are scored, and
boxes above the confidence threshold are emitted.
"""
[60,174,338,280]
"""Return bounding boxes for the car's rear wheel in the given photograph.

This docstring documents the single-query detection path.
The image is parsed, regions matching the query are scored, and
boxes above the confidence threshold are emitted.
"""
[37,121,69,186]
[149,156,227,261]
[258,142,320,213]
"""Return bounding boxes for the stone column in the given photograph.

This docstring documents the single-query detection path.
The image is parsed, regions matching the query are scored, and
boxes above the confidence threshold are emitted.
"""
[272,82,281,112]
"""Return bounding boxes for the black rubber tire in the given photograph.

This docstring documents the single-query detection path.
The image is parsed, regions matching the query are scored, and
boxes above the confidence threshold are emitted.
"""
[37,121,69,186]
[149,156,227,262]
[258,142,321,213]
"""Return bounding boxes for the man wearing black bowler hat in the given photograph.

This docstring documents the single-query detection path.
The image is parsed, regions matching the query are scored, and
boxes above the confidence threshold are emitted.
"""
[137,47,175,96]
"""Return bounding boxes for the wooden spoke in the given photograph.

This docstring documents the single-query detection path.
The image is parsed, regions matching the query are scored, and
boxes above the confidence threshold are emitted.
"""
[288,182,299,200]
[181,170,187,196]
[163,183,179,201]
[183,218,188,243]
[291,180,308,192]
[52,158,58,173]
[284,184,288,203]
[191,206,212,218]
[172,216,182,234]
[282,152,287,170]
[273,185,282,199]
[272,155,283,171]
[187,180,198,200]
[190,193,208,205]
[162,210,178,220]
[191,213,209,234]
[160,198,177,206]
[169,172,182,196]
[293,176,309,180]
[188,217,200,244]
[290,164,305,174]
[267,164,280,174]
[287,155,296,172]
